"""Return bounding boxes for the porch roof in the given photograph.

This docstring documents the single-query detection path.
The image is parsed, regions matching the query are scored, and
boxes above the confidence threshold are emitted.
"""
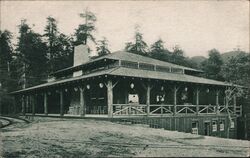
[11,67,230,95]
[109,67,229,86]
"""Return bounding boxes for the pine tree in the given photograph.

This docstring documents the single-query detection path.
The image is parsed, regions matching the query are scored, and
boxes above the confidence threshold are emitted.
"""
[125,29,148,55]
[96,37,110,56]
[16,20,48,88]
[74,9,97,45]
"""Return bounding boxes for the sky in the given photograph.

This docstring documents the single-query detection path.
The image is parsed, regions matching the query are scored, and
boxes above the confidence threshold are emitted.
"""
[0,0,249,57]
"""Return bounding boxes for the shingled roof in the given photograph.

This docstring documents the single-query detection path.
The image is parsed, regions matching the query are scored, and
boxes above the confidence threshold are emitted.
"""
[11,66,229,94]
[52,51,202,75]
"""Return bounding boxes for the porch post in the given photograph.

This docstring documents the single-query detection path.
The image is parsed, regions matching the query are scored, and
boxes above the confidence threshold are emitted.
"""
[32,95,35,116]
[216,90,220,114]
[107,80,113,118]
[59,90,64,117]
[21,95,25,115]
[195,87,200,115]
[79,87,86,117]
[233,94,237,114]
[173,85,177,115]
[146,83,151,116]
[13,96,17,115]
[44,93,48,115]
[26,95,29,113]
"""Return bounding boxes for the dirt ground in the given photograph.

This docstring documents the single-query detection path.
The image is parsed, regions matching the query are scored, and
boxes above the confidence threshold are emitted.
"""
[0,117,249,157]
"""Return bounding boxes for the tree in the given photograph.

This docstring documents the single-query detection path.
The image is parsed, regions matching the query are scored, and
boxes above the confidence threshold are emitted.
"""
[96,37,111,56]
[222,52,250,87]
[44,16,74,72]
[0,30,13,88]
[171,45,185,63]
[201,49,224,80]
[52,33,74,71]
[125,28,148,55]
[44,16,58,73]
[74,9,97,45]
[0,30,16,114]
[16,20,48,88]
[149,39,171,61]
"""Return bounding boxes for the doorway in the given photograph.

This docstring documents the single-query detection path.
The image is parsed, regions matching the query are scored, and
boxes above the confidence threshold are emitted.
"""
[204,122,211,136]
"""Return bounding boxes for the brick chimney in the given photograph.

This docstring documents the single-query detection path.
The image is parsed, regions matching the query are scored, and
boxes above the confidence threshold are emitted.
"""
[73,44,90,77]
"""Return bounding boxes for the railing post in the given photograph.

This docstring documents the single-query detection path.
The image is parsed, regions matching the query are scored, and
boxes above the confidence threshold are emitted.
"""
[146,83,151,116]
[79,87,86,117]
[26,95,29,114]
[44,93,48,115]
[195,87,200,115]
[161,105,163,116]
[233,94,237,115]
[21,95,25,115]
[107,80,113,118]
[32,94,35,116]
[216,90,220,115]
[59,90,64,117]
[173,85,177,115]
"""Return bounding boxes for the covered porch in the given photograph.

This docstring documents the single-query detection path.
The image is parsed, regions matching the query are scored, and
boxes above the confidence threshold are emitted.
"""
[14,75,241,118]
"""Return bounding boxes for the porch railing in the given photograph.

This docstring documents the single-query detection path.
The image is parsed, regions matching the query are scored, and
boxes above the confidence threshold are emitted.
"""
[113,104,147,115]
[112,104,240,116]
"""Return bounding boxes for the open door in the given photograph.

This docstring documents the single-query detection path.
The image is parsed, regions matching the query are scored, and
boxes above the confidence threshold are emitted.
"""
[204,122,211,136]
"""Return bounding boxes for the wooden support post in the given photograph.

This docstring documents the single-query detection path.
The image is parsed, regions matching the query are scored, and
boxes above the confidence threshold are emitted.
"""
[173,85,178,115]
[26,95,29,113]
[146,83,151,116]
[244,114,248,140]
[44,93,48,115]
[59,90,64,117]
[32,95,35,116]
[233,94,237,114]
[21,95,25,115]
[79,87,86,117]
[107,80,113,118]
[13,96,17,115]
[216,90,220,114]
[195,88,200,115]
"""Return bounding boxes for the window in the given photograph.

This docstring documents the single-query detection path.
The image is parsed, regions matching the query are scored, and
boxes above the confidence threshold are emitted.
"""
[139,63,155,71]
[171,68,184,74]
[220,120,225,131]
[155,65,170,72]
[212,121,217,132]
[120,60,138,69]
[191,121,199,135]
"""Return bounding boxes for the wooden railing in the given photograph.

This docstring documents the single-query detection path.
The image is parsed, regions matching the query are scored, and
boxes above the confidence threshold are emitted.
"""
[113,104,147,115]
[176,105,197,114]
[149,104,174,115]
[112,104,240,116]
[198,105,217,114]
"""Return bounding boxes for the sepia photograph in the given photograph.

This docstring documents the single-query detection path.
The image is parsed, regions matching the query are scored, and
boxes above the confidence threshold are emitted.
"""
[0,0,249,157]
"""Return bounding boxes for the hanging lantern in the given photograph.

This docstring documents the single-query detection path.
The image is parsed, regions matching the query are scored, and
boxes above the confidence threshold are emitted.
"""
[130,83,135,89]
[161,86,164,91]
[65,88,68,92]
[206,88,210,93]
[185,87,188,92]
[74,87,78,92]
[86,84,90,89]
[99,83,104,88]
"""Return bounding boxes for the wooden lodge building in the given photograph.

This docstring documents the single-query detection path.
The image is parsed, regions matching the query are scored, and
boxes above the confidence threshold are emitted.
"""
[11,44,243,139]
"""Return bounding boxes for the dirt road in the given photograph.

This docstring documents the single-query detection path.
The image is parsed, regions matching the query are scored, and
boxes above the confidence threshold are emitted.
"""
[0,117,249,157]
